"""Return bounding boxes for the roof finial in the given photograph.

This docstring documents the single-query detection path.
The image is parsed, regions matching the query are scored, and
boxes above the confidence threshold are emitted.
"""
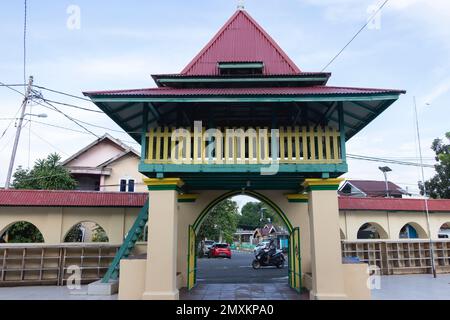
[237,0,245,10]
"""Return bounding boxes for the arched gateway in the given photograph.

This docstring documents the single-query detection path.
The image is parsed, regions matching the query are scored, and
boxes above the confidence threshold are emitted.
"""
[188,190,301,292]
[84,9,405,300]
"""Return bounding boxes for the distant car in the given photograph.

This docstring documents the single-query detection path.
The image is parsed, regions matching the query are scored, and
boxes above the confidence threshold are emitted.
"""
[254,241,271,254]
[203,240,216,256]
[209,243,232,259]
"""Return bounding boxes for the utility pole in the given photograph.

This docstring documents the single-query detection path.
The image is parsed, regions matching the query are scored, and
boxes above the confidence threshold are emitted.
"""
[5,76,34,189]
[414,96,437,278]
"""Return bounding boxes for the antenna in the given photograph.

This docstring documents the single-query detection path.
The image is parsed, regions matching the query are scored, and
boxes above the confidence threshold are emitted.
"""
[237,0,245,10]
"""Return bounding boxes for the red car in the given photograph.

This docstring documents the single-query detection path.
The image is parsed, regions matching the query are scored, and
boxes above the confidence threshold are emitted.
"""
[208,243,232,259]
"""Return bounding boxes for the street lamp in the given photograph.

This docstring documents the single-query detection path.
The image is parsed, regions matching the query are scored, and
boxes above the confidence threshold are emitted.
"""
[24,113,47,119]
[378,166,392,198]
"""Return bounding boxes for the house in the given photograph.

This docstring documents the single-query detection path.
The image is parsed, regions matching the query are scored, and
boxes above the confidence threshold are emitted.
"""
[339,180,410,198]
[62,134,146,192]
[253,224,289,249]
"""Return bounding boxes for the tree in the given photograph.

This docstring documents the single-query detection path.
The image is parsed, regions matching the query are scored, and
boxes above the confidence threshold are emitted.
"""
[1,222,44,243]
[198,199,239,244]
[419,132,450,199]
[12,153,77,190]
[238,201,283,230]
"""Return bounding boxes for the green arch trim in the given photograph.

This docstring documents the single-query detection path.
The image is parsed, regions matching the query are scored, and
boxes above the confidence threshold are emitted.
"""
[192,190,294,234]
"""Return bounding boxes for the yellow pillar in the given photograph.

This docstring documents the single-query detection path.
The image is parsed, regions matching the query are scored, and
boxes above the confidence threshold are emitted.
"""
[142,178,183,300]
[304,179,347,300]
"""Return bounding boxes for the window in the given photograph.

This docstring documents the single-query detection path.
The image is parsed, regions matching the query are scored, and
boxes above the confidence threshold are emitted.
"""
[119,179,135,192]
[120,179,127,192]
[218,62,264,75]
[128,179,135,193]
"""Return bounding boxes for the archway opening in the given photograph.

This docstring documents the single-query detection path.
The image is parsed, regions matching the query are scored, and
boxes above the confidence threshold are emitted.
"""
[64,221,109,243]
[357,223,388,239]
[438,223,450,239]
[0,221,45,243]
[191,191,297,294]
[399,223,427,239]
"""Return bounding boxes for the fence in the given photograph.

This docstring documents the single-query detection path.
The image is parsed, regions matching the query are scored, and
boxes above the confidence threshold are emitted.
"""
[342,240,450,275]
[0,243,120,287]
[144,126,343,165]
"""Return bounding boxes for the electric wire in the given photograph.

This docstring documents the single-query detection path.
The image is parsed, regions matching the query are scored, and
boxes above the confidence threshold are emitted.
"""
[321,0,390,71]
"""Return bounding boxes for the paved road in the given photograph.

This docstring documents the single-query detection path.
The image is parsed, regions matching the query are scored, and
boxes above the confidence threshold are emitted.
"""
[196,251,288,284]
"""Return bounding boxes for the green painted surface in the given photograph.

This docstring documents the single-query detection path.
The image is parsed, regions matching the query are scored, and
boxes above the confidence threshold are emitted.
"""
[157,77,329,84]
[307,185,340,191]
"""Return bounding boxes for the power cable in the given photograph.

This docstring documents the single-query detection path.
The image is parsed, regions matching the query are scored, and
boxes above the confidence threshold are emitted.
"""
[39,100,100,138]
[40,98,103,114]
[33,85,92,102]
[23,0,27,91]
[29,128,70,156]
[321,0,390,71]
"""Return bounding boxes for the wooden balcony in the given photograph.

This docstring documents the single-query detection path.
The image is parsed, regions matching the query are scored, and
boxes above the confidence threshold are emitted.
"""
[140,126,347,178]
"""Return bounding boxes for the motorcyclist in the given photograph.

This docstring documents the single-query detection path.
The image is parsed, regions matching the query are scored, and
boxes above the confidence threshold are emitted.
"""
[264,239,276,264]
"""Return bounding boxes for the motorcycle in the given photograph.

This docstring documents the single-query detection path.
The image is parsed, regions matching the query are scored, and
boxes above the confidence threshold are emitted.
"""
[252,248,285,269]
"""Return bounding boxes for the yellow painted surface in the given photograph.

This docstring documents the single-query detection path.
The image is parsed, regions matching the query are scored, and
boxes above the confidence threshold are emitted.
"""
[343,263,371,300]
[308,188,347,300]
[118,259,146,300]
[142,189,179,300]
[102,153,147,192]
[145,126,342,165]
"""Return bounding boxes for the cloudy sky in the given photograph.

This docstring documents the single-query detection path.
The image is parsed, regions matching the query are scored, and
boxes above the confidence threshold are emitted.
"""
[0,0,448,197]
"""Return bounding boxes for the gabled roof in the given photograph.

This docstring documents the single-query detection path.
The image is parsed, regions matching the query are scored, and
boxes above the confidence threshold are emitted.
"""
[181,10,301,76]
[97,149,140,168]
[62,133,139,166]
[339,180,409,198]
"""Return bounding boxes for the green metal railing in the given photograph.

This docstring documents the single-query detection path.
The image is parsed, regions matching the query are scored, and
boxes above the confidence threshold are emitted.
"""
[102,200,149,283]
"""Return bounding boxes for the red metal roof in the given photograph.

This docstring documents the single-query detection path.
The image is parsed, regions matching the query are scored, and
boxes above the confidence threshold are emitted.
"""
[1,190,449,213]
[85,86,405,97]
[339,197,450,212]
[0,190,147,207]
[181,10,301,76]
[341,180,408,197]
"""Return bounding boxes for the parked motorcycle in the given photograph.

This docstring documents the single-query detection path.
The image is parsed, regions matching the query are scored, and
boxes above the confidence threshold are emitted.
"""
[252,247,285,269]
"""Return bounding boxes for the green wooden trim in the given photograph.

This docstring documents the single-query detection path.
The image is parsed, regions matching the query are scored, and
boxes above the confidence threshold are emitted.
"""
[307,185,340,191]
[339,103,347,159]
[139,163,348,174]
[102,200,149,283]
[92,94,402,104]
[218,62,264,69]
[288,199,309,203]
[297,227,303,292]
[192,190,294,233]
[157,77,329,84]
[147,185,182,192]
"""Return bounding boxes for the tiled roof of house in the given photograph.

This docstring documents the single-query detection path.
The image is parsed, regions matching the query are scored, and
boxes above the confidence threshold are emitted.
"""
[340,180,409,197]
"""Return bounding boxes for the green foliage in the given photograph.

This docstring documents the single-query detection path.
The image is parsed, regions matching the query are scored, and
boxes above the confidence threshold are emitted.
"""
[64,223,83,242]
[92,226,109,243]
[420,132,450,199]
[12,153,77,190]
[198,199,239,244]
[1,222,44,243]
[238,201,283,230]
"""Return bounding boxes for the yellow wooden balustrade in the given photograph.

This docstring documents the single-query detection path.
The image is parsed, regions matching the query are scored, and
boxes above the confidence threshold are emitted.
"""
[144,126,342,165]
